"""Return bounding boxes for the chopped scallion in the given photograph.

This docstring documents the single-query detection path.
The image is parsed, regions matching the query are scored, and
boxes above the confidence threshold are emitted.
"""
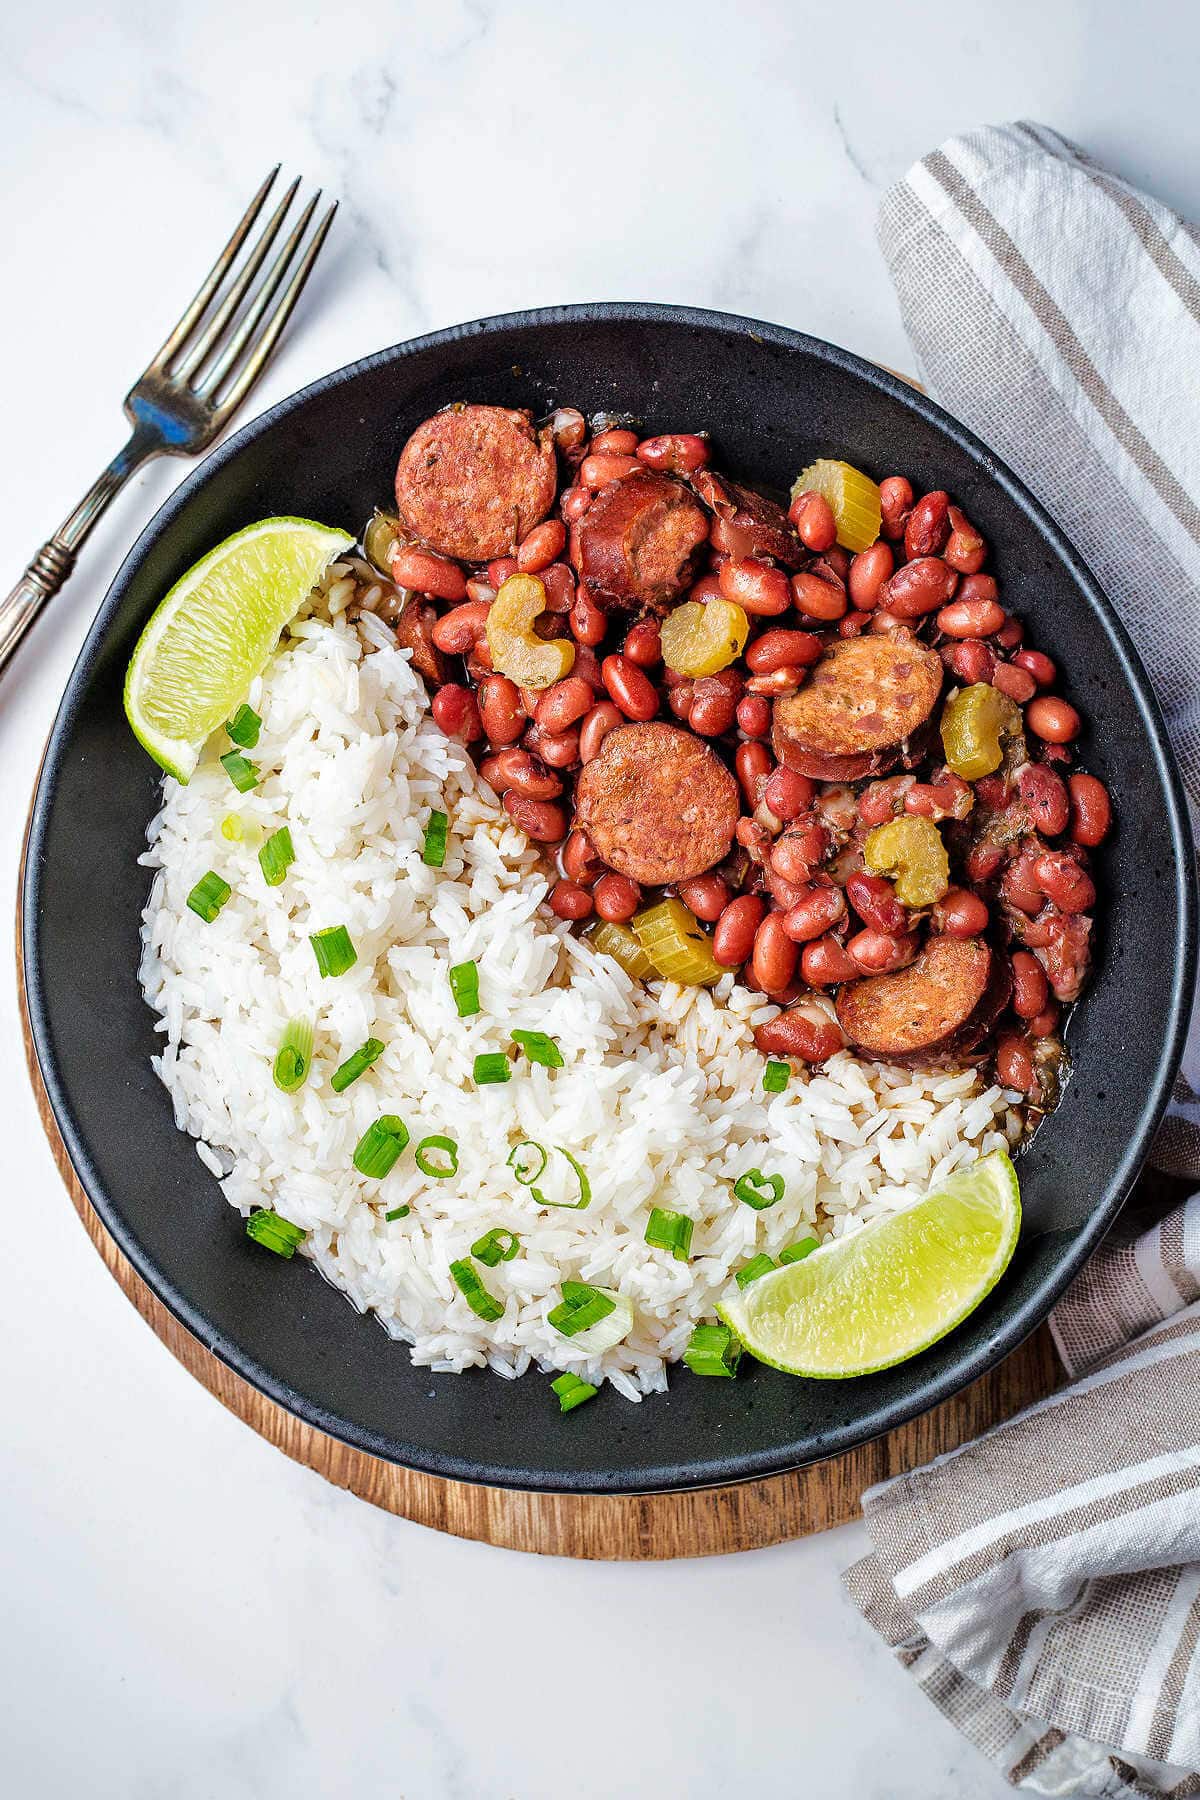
[245,1209,306,1258]
[683,1322,743,1377]
[384,1205,410,1221]
[512,1029,563,1069]
[548,1280,617,1337]
[186,870,231,923]
[273,1017,313,1093]
[415,1134,458,1179]
[258,825,295,887]
[220,749,258,793]
[353,1115,410,1178]
[331,1037,385,1093]
[473,1051,511,1086]
[449,959,480,1018]
[220,814,244,842]
[450,1258,505,1321]
[310,924,357,978]
[551,1372,597,1414]
[508,1139,548,1185]
[422,810,449,868]
[470,1228,520,1267]
[762,1060,791,1094]
[779,1236,820,1265]
[226,703,262,748]
[734,1167,785,1211]
[645,1207,693,1262]
[531,1145,591,1211]
[735,1252,776,1288]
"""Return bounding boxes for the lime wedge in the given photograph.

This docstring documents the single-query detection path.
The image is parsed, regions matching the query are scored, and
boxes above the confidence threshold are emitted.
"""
[718,1150,1020,1378]
[124,516,354,781]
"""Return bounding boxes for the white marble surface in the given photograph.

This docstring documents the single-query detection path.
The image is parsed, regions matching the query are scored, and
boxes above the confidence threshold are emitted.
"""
[5,3,1200,1795]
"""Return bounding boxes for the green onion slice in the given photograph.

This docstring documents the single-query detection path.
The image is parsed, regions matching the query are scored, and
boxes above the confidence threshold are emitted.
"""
[762,1060,791,1094]
[551,1372,597,1414]
[508,1140,548,1185]
[258,825,295,887]
[245,1209,306,1258]
[548,1280,616,1338]
[473,1051,511,1086]
[273,1017,313,1093]
[415,1134,458,1179]
[471,1228,520,1267]
[779,1236,820,1265]
[683,1322,743,1377]
[735,1252,777,1288]
[220,814,244,842]
[450,1258,505,1322]
[512,1029,564,1069]
[310,924,357,978]
[331,1037,385,1093]
[186,870,231,923]
[532,1146,591,1211]
[449,959,480,1018]
[422,810,449,868]
[220,749,258,793]
[734,1168,785,1211]
[226,703,262,748]
[384,1205,410,1221]
[353,1115,410,1178]
[644,1207,694,1262]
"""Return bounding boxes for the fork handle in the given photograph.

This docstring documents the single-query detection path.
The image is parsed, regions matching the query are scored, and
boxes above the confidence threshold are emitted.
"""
[0,431,159,678]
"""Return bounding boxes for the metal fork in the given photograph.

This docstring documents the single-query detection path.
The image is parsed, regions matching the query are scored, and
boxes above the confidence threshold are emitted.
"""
[0,168,337,678]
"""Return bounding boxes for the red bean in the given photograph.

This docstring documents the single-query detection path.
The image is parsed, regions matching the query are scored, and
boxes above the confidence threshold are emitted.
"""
[536,675,593,734]
[602,653,658,721]
[904,491,950,559]
[478,674,525,746]
[943,505,987,575]
[391,547,467,602]
[580,451,640,488]
[636,432,711,474]
[736,694,772,739]
[847,928,918,974]
[813,546,850,586]
[713,895,767,967]
[431,600,491,655]
[687,573,724,605]
[516,519,567,574]
[1012,648,1055,688]
[623,619,662,668]
[720,558,793,617]
[763,766,816,822]
[570,589,607,647]
[788,490,837,552]
[495,748,562,800]
[677,873,731,923]
[668,682,695,721]
[770,831,815,885]
[1029,1003,1061,1039]
[1011,950,1050,1019]
[477,753,508,792]
[1068,773,1112,846]
[735,741,773,807]
[938,597,1006,638]
[944,639,997,685]
[791,571,848,622]
[578,700,623,762]
[848,542,894,610]
[755,1000,847,1063]
[879,556,958,618]
[593,872,641,923]
[503,792,566,842]
[845,872,907,936]
[991,662,1037,704]
[539,562,575,613]
[857,775,914,827]
[1033,851,1096,913]
[745,628,823,674]
[431,683,482,741]
[549,880,594,921]
[591,427,639,456]
[996,1032,1036,1094]
[995,617,1024,650]
[561,486,593,524]
[1016,762,1070,836]
[465,576,497,606]
[932,887,990,937]
[487,557,519,588]
[746,666,807,696]
[799,936,859,986]
[957,573,999,606]
[689,670,742,736]
[839,610,871,638]
[879,476,913,541]
[1026,696,1081,744]
[750,912,798,996]
[562,829,603,887]
[782,885,847,942]
[904,772,973,821]
[538,727,581,769]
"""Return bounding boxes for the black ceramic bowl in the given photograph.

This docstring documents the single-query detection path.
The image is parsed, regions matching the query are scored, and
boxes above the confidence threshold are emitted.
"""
[24,304,1196,1493]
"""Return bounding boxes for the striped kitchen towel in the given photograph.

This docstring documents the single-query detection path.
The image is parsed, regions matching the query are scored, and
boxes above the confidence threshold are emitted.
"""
[845,124,1200,1797]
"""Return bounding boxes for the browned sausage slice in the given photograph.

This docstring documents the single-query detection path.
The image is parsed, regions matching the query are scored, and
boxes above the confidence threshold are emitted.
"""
[574,721,740,885]
[576,472,709,611]
[394,404,557,562]
[773,635,943,779]
[835,936,1001,1061]
[698,474,804,568]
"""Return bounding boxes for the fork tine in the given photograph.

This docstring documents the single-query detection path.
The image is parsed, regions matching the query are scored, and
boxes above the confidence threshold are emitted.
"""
[204,200,337,411]
[152,167,280,369]
[173,176,302,381]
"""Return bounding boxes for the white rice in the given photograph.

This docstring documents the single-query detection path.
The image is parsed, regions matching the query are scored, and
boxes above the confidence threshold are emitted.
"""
[138,582,1019,1398]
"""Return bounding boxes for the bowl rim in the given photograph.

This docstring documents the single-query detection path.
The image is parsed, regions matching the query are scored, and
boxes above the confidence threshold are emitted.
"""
[22,301,1198,1492]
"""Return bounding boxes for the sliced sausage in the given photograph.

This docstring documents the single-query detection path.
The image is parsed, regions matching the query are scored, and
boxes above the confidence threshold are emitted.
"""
[574,721,740,885]
[377,595,447,685]
[394,403,557,562]
[772,634,943,781]
[575,471,709,611]
[835,936,1005,1063]
[694,472,804,568]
